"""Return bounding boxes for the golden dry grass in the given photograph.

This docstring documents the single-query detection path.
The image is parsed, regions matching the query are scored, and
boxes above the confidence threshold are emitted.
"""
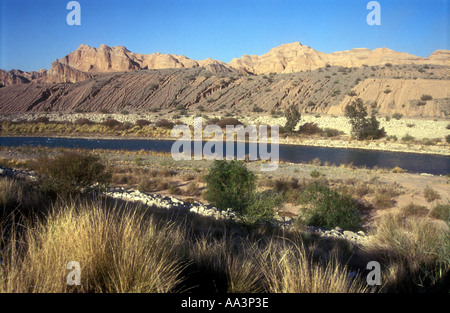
[0,194,370,293]
[361,213,449,291]
[0,199,186,293]
[260,240,369,293]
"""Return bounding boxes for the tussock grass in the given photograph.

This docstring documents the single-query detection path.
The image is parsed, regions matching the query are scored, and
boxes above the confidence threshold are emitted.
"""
[361,213,449,292]
[260,240,368,293]
[0,190,370,293]
[0,199,186,293]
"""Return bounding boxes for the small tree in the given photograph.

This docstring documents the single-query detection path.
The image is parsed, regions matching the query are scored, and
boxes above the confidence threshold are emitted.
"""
[204,160,256,213]
[283,105,301,133]
[344,98,384,140]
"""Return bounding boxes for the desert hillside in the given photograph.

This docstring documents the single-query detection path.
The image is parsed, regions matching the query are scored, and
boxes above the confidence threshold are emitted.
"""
[0,43,449,117]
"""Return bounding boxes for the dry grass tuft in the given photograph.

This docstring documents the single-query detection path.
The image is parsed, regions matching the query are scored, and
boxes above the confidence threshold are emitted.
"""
[260,240,369,293]
[361,213,449,291]
[0,199,186,293]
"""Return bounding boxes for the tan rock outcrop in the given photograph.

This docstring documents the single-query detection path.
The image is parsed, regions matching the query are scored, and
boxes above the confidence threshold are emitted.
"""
[229,42,450,74]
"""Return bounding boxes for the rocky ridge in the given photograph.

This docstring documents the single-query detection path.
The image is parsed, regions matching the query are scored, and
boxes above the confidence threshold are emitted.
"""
[1,64,448,117]
[2,42,449,86]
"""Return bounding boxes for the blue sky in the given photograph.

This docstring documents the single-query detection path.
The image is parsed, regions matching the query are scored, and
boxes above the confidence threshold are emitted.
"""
[1,0,448,71]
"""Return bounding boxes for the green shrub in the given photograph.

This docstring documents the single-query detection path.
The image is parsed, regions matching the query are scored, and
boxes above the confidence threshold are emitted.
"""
[321,128,342,137]
[135,119,151,127]
[298,123,321,135]
[34,116,50,123]
[386,135,397,141]
[429,203,450,222]
[401,203,428,217]
[421,94,433,101]
[155,119,175,129]
[373,188,397,209]
[102,118,122,128]
[168,182,182,195]
[423,186,441,203]
[215,117,242,129]
[310,169,321,178]
[204,160,256,212]
[392,113,403,120]
[298,183,361,231]
[252,105,264,113]
[241,191,281,225]
[74,118,92,125]
[37,151,111,197]
[402,134,415,142]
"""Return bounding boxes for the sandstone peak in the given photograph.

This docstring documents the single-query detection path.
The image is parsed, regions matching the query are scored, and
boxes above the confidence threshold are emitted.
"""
[228,42,450,74]
[1,42,449,86]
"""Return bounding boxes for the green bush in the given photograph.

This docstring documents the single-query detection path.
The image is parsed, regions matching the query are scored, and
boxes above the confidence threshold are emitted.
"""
[38,152,111,197]
[241,191,281,225]
[423,186,441,203]
[298,123,321,135]
[135,119,151,127]
[402,134,415,142]
[298,183,361,231]
[387,135,398,141]
[102,118,122,128]
[429,203,450,222]
[34,116,50,123]
[421,94,433,101]
[321,128,342,137]
[310,169,321,178]
[401,203,428,217]
[155,119,175,129]
[37,151,111,197]
[392,113,403,120]
[204,160,256,213]
[215,117,242,129]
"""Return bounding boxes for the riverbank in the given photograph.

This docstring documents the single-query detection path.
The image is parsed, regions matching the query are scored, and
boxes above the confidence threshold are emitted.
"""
[1,112,449,155]
[1,132,449,156]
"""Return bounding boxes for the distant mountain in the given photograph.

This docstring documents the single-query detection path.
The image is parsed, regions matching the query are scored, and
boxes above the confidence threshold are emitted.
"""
[1,42,448,86]
[0,43,449,117]
[229,42,450,74]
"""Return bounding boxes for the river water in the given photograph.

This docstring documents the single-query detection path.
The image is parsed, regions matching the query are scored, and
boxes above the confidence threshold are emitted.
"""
[0,136,449,175]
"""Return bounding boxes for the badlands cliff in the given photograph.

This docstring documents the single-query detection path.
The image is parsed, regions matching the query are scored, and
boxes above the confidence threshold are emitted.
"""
[0,43,448,117]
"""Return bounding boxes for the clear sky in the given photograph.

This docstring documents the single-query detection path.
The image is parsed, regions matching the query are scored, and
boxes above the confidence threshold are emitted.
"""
[1,0,448,71]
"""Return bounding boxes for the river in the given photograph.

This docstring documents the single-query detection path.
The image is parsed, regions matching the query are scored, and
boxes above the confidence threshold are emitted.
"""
[0,136,448,175]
